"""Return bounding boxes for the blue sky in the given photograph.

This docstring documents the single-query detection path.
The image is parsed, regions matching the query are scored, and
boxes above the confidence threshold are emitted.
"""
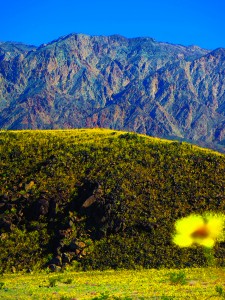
[1,0,225,50]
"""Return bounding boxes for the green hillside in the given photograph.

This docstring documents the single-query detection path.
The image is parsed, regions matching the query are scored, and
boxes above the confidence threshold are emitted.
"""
[1,129,225,273]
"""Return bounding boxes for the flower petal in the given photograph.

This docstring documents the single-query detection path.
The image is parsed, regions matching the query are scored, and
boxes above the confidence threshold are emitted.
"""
[198,237,215,248]
[173,234,193,247]
[175,215,204,235]
[205,214,225,241]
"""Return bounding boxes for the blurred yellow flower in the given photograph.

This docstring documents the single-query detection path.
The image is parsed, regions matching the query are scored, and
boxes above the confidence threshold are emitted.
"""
[173,213,225,248]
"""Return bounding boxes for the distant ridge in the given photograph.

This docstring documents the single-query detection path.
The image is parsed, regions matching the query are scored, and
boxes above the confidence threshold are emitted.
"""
[1,33,225,152]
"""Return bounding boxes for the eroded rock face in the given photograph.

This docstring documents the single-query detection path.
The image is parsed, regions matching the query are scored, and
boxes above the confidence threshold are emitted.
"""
[1,34,225,151]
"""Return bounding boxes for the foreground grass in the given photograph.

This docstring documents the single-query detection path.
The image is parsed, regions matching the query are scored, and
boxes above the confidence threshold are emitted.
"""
[1,268,225,299]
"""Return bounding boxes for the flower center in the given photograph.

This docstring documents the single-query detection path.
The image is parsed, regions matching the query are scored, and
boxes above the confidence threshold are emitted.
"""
[191,225,209,239]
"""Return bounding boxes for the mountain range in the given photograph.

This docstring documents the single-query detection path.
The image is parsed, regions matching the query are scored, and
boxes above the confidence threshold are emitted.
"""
[1,33,225,151]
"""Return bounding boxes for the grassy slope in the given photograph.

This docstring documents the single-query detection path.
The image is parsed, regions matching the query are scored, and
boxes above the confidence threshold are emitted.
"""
[1,128,225,272]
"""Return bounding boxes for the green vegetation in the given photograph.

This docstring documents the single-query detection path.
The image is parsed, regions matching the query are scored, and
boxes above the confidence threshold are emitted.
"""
[1,129,225,273]
[168,270,187,285]
[0,267,225,299]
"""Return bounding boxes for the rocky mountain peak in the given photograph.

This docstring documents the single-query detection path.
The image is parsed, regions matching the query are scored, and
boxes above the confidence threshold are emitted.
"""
[0,33,225,152]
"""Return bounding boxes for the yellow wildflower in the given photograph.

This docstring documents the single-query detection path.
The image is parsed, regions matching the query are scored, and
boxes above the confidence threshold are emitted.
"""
[173,213,225,248]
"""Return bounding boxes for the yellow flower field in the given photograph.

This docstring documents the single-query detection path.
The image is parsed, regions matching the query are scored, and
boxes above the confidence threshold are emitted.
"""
[1,267,225,299]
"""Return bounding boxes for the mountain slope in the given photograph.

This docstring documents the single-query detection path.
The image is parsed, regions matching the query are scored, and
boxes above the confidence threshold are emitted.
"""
[2,34,225,151]
[1,129,225,271]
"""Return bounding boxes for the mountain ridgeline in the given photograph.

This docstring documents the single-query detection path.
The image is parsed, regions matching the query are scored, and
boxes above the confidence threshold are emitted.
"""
[1,34,225,151]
